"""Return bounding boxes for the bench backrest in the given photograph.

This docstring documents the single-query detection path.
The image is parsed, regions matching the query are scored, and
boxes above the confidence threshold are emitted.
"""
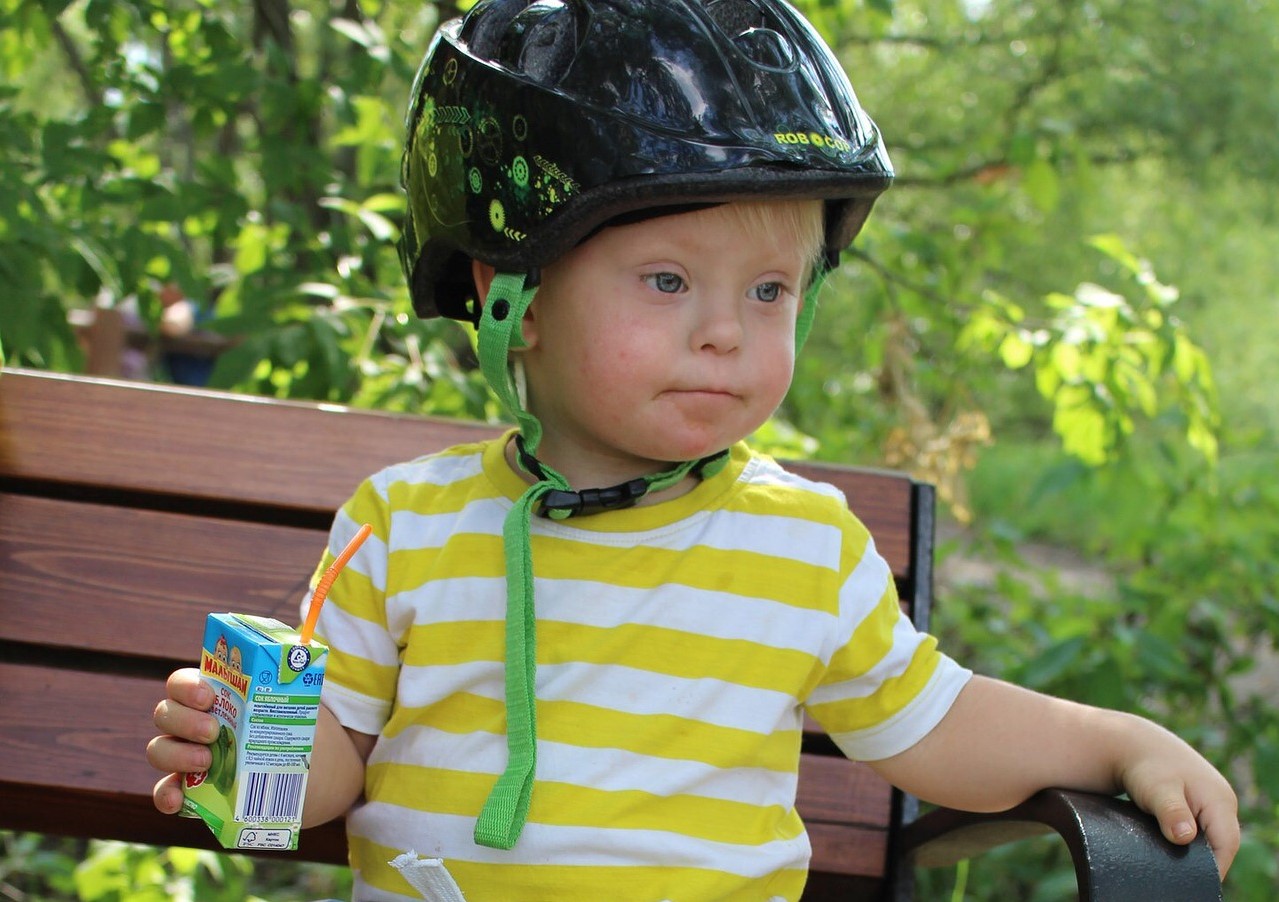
[0,368,934,897]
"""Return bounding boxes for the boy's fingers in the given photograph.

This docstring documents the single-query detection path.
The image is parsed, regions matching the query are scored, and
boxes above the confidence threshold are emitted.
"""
[146,733,213,775]
[166,667,214,710]
[1197,795,1242,878]
[1135,784,1199,846]
[1147,785,1240,879]
[152,772,186,815]
[153,697,220,744]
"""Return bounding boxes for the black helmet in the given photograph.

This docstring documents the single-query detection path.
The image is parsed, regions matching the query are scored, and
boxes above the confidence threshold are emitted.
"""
[399,0,894,322]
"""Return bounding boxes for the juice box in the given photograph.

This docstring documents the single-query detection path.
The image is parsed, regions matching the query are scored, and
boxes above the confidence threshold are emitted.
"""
[180,612,327,851]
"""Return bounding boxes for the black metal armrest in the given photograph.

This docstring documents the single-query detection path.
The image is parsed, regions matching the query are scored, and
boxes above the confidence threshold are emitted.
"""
[898,789,1222,901]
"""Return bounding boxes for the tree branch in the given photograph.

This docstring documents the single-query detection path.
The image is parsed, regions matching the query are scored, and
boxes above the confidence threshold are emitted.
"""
[48,16,102,108]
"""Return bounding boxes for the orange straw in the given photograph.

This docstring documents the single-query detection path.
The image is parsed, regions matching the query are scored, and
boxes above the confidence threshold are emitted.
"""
[300,523,372,645]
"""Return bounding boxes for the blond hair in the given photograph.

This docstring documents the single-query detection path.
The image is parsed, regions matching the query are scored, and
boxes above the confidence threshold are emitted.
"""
[688,199,825,279]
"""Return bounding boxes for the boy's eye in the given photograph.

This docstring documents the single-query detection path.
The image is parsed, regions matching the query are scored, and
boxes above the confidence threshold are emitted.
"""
[643,272,686,294]
[751,281,783,303]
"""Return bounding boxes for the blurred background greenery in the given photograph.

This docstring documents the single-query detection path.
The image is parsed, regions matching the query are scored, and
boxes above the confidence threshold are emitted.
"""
[2,0,1275,897]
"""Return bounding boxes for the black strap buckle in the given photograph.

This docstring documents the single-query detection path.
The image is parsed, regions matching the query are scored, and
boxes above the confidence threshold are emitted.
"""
[539,479,650,517]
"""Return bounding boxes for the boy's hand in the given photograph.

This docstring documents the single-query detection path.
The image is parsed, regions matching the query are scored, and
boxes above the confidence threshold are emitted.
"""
[146,667,219,814]
[1119,731,1241,876]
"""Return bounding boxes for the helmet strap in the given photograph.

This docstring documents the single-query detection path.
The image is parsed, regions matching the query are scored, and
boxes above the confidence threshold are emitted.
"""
[472,271,726,849]
[795,262,830,353]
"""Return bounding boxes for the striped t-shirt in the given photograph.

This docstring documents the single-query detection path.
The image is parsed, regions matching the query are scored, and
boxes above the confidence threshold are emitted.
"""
[307,434,970,901]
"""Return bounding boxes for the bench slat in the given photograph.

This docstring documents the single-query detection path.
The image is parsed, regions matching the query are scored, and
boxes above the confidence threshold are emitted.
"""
[0,369,496,516]
[0,662,888,877]
[0,493,319,664]
[0,369,914,573]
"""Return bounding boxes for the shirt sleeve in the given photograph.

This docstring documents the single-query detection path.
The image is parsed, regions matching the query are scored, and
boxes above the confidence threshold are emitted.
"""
[804,516,971,761]
[301,471,401,737]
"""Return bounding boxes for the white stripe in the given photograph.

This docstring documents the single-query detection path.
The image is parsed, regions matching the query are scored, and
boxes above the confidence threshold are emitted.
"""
[532,508,841,568]
[388,495,510,548]
[319,680,391,737]
[386,576,837,651]
[395,660,802,736]
[327,507,388,591]
[372,725,797,808]
[749,456,849,501]
[830,657,973,761]
[349,808,810,878]
[539,662,801,733]
[311,590,403,664]
[817,537,893,664]
[807,610,927,706]
[380,448,484,488]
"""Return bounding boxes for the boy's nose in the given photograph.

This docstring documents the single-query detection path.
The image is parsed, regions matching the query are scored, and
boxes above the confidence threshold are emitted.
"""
[691,295,744,353]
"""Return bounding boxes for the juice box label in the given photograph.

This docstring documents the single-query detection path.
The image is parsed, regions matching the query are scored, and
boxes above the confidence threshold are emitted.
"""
[180,612,327,851]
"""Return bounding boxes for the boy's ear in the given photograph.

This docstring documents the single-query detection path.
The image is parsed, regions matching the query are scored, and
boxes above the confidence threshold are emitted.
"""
[471,258,496,303]
[470,259,539,349]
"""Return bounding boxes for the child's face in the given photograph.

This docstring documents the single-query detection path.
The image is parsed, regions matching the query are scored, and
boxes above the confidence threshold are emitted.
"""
[515,201,817,485]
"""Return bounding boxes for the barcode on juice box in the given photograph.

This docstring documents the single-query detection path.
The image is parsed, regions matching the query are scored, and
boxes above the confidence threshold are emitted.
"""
[241,772,305,822]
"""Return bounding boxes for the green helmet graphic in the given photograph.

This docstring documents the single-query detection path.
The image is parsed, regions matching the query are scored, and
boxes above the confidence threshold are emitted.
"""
[399,0,894,323]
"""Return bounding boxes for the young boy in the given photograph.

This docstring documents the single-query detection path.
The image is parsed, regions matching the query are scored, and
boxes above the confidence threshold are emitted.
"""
[148,1,1239,899]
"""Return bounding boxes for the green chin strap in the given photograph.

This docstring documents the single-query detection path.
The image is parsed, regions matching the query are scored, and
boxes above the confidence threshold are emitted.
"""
[471,271,725,849]
[795,259,830,353]
[470,264,828,850]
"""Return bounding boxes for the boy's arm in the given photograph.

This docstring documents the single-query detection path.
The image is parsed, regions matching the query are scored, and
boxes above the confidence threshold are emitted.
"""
[301,702,375,828]
[868,674,1240,876]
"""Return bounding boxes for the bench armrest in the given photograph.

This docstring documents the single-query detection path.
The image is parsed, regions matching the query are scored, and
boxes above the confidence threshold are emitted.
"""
[898,789,1222,901]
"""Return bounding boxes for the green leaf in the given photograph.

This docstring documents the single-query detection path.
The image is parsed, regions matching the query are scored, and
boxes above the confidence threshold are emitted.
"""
[1021,157,1060,213]
[999,330,1034,369]
[1019,635,1087,689]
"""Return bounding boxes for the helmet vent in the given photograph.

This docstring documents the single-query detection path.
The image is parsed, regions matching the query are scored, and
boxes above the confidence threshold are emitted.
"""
[705,0,767,35]
[513,2,580,84]
[462,0,581,86]
[462,0,534,59]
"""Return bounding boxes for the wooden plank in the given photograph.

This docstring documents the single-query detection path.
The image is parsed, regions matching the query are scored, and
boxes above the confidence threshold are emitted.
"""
[0,493,322,662]
[0,368,499,517]
[0,663,171,799]
[0,782,349,865]
[0,368,917,575]
[0,662,888,876]
[0,659,347,861]
[796,755,893,827]
[806,820,889,880]
[0,662,347,861]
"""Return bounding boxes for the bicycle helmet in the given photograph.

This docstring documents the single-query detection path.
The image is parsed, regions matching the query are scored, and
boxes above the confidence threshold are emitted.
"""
[399,0,894,323]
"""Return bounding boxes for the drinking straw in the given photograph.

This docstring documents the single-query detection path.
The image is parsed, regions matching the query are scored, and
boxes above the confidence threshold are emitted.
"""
[299,523,372,646]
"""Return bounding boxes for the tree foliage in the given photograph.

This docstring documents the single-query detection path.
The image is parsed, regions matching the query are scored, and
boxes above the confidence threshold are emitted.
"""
[2,0,1276,896]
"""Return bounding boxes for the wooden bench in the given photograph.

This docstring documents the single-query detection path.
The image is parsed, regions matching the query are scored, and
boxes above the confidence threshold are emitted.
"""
[0,367,1223,900]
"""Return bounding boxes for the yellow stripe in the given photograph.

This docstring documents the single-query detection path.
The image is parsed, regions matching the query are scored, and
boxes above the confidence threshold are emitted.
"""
[387,531,504,582]
[353,838,809,902]
[382,690,505,740]
[807,637,942,734]
[535,538,835,609]
[366,762,802,845]
[383,694,800,771]
[399,619,818,691]
[321,565,382,616]
[827,582,903,683]
[319,648,399,704]
[538,701,800,771]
